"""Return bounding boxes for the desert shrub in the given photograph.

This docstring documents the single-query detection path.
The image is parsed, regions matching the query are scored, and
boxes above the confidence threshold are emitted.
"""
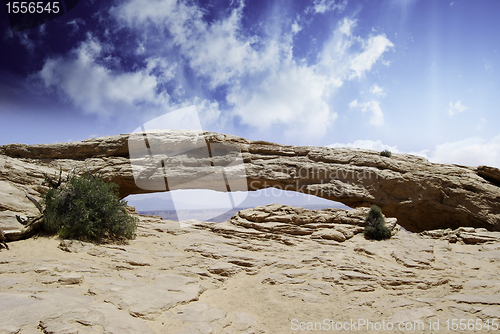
[380,150,392,158]
[364,205,392,240]
[42,174,138,243]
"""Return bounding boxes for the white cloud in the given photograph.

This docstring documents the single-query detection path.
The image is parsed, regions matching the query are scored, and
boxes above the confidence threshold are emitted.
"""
[67,18,86,35]
[318,18,356,77]
[291,21,302,34]
[226,15,391,140]
[7,24,47,53]
[428,136,500,168]
[194,98,222,129]
[318,19,393,83]
[330,136,500,168]
[36,35,173,116]
[328,139,398,152]
[370,83,386,97]
[105,1,393,140]
[349,35,394,79]
[17,32,36,52]
[136,42,146,55]
[447,100,467,115]
[227,60,336,141]
[309,0,347,14]
[111,0,275,90]
[117,5,391,94]
[349,99,384,126]
[338,17,356,36]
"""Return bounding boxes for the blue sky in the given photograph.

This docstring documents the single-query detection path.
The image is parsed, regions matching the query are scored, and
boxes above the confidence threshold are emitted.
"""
[1,0,500,211]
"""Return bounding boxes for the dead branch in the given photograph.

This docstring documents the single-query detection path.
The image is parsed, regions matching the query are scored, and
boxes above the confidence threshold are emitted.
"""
[16,215,28,225]
[42,167,63,189]
[24,190,43,214]
[66,167,76,182]
[3,214,44,242]
[0,229,9,250]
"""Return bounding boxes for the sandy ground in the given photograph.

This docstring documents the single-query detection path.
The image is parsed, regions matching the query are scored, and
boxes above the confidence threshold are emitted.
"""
[1,213,500,333]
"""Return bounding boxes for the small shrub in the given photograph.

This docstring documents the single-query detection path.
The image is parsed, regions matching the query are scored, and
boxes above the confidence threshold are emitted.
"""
[364,205,391,240]
[380,150,392,158]
[42,174,138,243]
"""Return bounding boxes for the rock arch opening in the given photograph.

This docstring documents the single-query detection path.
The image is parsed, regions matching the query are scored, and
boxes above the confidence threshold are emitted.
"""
[125,189,351,223]
[1,130,499,232]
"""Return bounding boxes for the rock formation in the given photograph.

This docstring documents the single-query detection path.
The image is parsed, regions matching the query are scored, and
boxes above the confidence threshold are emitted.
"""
[1,206,499,333]
[1,130,500,233]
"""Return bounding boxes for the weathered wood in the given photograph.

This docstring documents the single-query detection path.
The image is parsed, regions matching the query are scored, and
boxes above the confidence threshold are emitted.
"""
[23,190,43,214]
[0,229,8,250]
[42,166,63,189]
[2,190,46,242]
[3,214,44,242]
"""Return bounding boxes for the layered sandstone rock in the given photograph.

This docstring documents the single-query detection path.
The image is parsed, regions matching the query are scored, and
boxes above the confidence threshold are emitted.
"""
[1,207,499,333]
[207,204,399,244]
[1,130,499,233]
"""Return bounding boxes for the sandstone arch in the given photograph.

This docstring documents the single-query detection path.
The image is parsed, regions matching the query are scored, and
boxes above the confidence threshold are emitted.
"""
[1,130,499,232]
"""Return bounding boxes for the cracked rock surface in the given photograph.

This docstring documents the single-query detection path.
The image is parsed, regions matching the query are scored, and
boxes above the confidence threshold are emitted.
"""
[1,130,500,232]
[1,205,500,333]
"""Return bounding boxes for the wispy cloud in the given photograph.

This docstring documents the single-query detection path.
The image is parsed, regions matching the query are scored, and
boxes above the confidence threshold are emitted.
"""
[475,117,487,130]
[308,0,347,14]
[319,18,394,82]
[484,58,492,72]
[427,135,500,168]
[111,0,271,90]
[330,136,500,168]
[447,100,467,115]
[35,34,173,116]
[227,16,392,140]
[370,84,386,97]
[291,21,302,34]
[111,2,393,140]
[349,99,384,126]
[348,35,394,79]
[67,18,86,35]
[16,32,36,53]
[32,1,394,142]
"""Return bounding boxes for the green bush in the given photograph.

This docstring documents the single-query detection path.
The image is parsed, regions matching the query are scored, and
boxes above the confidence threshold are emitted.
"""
[380,150,392,158]
[364,205,392,240]
[42,174,138,243]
